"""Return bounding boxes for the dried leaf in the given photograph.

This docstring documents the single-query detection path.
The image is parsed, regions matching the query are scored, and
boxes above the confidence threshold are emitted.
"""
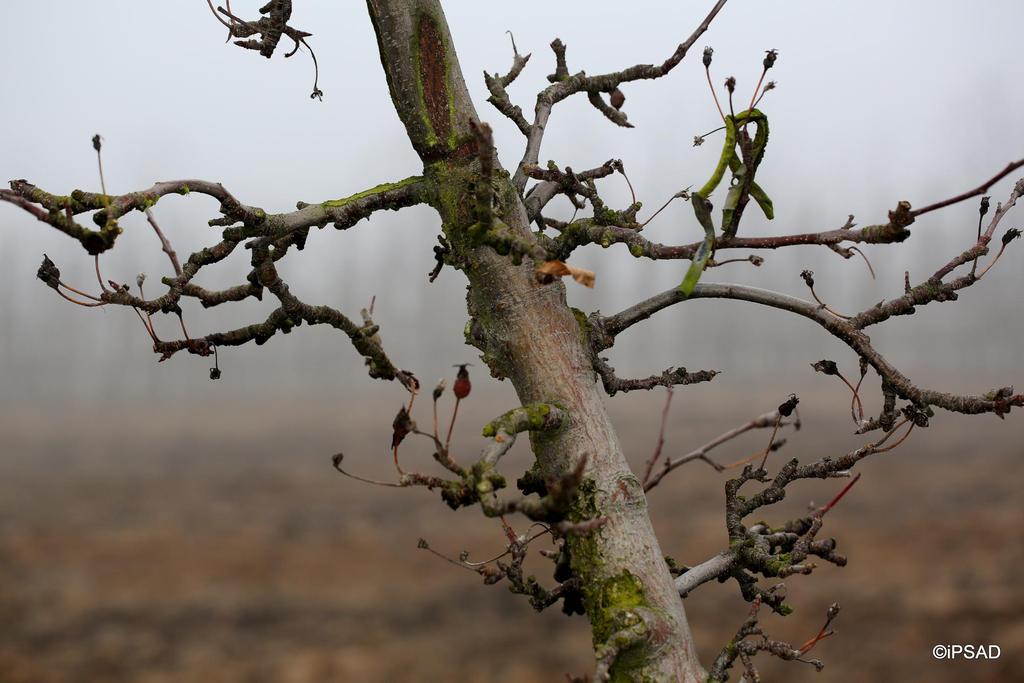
[399,370,420,394]
[778,394,800,417]
[391,405,413,450]
[37,254,61,290]
[537,260,595,288]
[811,360,839,376]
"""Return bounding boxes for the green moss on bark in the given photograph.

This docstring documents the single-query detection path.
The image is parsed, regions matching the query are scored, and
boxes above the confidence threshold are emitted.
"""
[321,176,422,208]
[481,403,553,437]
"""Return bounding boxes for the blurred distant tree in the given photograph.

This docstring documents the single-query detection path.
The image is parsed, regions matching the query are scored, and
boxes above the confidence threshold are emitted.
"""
[3,1,1022,680]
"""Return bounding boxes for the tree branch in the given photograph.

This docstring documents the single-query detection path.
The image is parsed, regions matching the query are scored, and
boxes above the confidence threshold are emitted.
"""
[675,551,735,597]
[480,403,565,465]
[484,35,532,136]
[512,0,730,192]
[594,275,1024,419]
[549,158,1022,264]
[645,408,788,492]
[910,157,1024,218]
[3,174,429,385]
[592,355,718,396]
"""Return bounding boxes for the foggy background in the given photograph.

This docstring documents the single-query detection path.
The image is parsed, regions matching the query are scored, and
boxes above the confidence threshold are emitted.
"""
[2,0,1023,407]
[1,2,1023,682]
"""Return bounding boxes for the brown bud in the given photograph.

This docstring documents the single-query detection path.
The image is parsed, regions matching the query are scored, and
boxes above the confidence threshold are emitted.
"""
[610,88,625,110]
[453,364,472,399]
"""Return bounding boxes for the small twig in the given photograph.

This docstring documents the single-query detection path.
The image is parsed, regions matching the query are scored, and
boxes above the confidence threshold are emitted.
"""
[137,280,157,340]
[640,188,690,228]
[176,312,191,340]
[748,68,767,112]
[693,125,726,148]
[720,442,784,471]
[206,0,232,30]
[911,160,1024,218]
[871,418,909,450]
[645,408,789,491]
[757,412,783,470]
[835,372,865,424]
[818,472,861,516]
[331,453,404,488]
[54,288,106,307]
[209,344,220,379]
[970,197,990,277]
[407,386,418,415]
[798,604,841,656]
[705,59,726,123]
[446,364,472,451]
[145,209,183,277]
[419,540,480,571]
[852,370,867,423]
[707,255,764,268]
[976,240,1010,278]
[300,37,323,100]
[94,255,109,293]
[750,80,775,110]
[801,270,851,319]
[976,220,1020,280]
[446,397,462,452]
[848,246,876,280]
[809,287,851,319]
[811,360,865,425]
[57,280,103,302]
[93,134,107,197]
[873,421,914,454]
[641,387,674,486]
[130,304,159,343]
[224,0,237,38]
[619,165,637,206]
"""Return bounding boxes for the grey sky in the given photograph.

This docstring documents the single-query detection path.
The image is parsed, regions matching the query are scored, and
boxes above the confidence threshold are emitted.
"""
[2,1,1022,407]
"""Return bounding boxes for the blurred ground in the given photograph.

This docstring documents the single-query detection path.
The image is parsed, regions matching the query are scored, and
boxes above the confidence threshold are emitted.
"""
[0,388,1020,682]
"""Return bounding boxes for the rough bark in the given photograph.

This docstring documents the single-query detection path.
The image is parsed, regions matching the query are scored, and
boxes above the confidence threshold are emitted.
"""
[366,1,704,679]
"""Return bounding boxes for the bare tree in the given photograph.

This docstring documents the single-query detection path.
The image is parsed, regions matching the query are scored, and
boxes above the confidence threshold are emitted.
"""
[3,1,1022,680]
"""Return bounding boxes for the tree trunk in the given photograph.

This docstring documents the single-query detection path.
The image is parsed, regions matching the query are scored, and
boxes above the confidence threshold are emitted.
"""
[366,1,705,678]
